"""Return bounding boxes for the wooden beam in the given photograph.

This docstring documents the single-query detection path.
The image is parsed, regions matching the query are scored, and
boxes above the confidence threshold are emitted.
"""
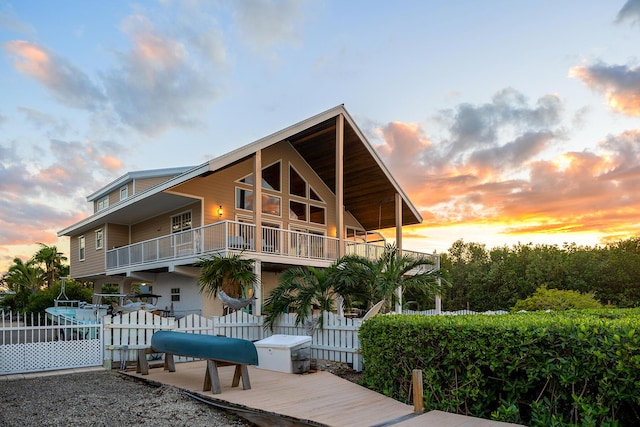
[336,114,344,257]
[254,150,262,254]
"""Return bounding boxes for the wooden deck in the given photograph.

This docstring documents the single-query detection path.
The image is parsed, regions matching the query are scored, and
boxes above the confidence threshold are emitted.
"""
[124,361,522,427]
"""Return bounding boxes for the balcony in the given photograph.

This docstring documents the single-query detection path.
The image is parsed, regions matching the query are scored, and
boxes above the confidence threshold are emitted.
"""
[105,220,439,272]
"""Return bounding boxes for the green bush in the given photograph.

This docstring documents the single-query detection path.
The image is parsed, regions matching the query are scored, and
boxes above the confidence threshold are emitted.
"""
[359,310,640,426]
[26,281,93,314]
[512,286,603,312]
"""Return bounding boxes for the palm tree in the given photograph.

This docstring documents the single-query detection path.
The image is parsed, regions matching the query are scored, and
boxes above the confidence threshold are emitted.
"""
[263,265,339,331]
[32,243,67,288]
[195,253,258,299]
[335,244,442,313]
[4,258,45,309]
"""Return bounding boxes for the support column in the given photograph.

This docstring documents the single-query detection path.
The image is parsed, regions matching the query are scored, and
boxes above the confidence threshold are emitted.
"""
[336,114,344,257]
[254,151,262,253]
[395,193,403,313]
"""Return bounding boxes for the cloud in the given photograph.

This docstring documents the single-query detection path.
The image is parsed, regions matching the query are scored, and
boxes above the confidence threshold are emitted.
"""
[3,40,106,111]
[616,0,640,26]
[233,0,306,52]
[100,13,222,135]
[442,89,563,159]
[0,137,128,243]
[468,131,555,173]
[570,63,640,116]
[18,107,69,136]
[372,89,640,242]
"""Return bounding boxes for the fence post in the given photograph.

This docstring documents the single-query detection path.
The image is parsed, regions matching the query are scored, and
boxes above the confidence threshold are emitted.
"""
[412,369,424,413]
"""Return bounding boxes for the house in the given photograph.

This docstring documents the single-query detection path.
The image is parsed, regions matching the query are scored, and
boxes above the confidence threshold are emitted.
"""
[58,105,439,317]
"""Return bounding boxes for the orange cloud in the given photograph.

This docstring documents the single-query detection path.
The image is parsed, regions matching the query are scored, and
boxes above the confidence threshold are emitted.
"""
[3,40,50,80]
[374,108,640,246]
[101,155,123,172]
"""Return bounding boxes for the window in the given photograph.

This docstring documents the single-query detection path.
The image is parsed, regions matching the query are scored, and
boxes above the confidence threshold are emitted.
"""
[236,188,281,216]
[79,236,85,261]
[262,162,281,191]
[171,288,180,302]
[120,186,128,200]
[237,161,281,191]
[171,211,192,233]
[309,205,325,225]
[97,196,109,211]
[262,194,281,216]
[236,188,253,211]
[95,229,103,250]
[290,201,306,221]
[289,165,306,197]
[309,187,323,202]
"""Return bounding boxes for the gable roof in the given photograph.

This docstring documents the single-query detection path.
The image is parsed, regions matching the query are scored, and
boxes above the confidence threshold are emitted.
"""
[59,105,422,237]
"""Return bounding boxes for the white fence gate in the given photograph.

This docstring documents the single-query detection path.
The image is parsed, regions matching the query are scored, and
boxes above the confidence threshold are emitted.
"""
[104,311,364,371]
[0,311,103,375]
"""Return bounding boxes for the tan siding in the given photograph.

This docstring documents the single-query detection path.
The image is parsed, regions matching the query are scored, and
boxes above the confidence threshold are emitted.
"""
[169,141,342,237]
[134,176,173,194]
[107,223,130,249]
[69,225,107,278]
[131,201,201,243]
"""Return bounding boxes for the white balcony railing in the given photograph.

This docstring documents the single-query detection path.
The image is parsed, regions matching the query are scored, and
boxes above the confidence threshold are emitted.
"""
[105,220,439,271]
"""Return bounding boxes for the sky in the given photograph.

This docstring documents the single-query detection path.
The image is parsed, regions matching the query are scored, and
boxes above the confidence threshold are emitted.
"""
[1,0,640,275]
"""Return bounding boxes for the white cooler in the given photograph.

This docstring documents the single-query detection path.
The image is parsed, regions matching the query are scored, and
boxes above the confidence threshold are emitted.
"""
[255,334,312,374]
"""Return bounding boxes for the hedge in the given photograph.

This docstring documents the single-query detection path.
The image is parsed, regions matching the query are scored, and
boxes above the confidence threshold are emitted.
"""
[359,310,640,426]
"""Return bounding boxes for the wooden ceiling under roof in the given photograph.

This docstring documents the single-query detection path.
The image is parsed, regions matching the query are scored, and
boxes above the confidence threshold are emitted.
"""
[287,116,421,231]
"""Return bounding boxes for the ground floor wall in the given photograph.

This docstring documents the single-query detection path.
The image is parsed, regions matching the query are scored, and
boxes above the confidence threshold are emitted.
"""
[92,263,305,318]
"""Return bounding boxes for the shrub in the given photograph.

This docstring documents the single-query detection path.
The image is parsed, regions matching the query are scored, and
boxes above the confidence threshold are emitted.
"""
[512,286,603,312]
[359,310,640,426]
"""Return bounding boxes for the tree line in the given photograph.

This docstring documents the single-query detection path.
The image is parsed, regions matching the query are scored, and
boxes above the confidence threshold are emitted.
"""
[3,237,640,314]
[439,237,640,311]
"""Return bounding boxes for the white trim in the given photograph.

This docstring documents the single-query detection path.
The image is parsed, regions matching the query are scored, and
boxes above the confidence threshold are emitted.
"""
[79,235,85,261]
[95,229,103,250]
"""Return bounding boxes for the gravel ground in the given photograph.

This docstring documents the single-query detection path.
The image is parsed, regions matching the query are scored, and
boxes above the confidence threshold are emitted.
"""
[0,362,362,427]
[0,369,252,427]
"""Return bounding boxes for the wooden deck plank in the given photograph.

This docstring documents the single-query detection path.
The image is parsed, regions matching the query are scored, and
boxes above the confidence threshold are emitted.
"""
[125,361,522,427]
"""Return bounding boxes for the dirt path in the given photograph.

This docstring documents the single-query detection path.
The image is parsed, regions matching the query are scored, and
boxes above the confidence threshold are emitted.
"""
[0,370,252,427]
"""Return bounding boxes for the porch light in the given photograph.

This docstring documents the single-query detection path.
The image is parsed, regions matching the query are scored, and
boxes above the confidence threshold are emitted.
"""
[217,205,223,218]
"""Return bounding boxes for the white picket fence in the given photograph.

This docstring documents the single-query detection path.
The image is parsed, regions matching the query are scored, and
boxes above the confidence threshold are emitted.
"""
[104,310,364,371]
[0,311,102,375]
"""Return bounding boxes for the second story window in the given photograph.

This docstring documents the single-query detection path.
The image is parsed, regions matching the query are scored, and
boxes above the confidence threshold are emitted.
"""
[95,229,103,250]
[79,236,85,261]
[97,196,109,211]
[171,211,192,233]
[120,186,128,200]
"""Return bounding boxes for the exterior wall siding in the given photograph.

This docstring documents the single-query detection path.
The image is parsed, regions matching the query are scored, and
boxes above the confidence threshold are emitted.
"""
[106,223,130,249]
[69,225,107,278]
[169,141,352,237]
[130,201,201,243]
[134,176,173,194]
